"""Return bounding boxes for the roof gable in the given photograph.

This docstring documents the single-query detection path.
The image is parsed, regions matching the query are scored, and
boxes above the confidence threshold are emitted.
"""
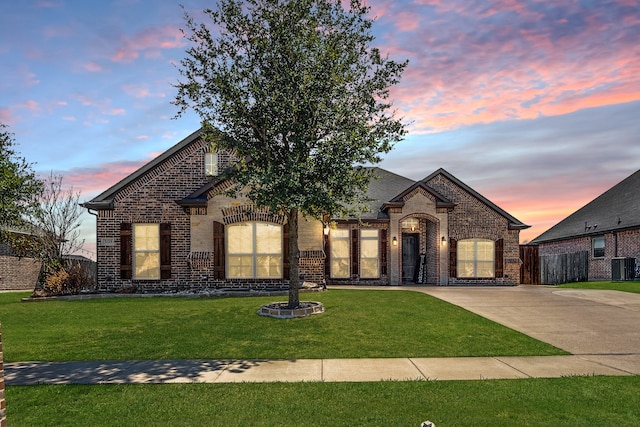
[422,168,529,230]
[532,169,640,243]
[83,129,203,209]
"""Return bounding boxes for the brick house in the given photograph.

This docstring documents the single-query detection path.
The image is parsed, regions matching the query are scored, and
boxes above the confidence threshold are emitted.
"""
[82,129,529,292]
[530,169,640,282]
[0,225,42,291]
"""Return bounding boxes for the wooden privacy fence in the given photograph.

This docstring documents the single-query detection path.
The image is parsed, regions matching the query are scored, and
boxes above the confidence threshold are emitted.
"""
[520,245,540,285]
[540,251,589,285]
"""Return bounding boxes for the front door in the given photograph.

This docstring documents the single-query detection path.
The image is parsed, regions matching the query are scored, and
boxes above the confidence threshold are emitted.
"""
[402,233,419,283]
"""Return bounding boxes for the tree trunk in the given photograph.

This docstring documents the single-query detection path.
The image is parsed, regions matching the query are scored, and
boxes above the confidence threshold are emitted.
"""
[287,208,300,309]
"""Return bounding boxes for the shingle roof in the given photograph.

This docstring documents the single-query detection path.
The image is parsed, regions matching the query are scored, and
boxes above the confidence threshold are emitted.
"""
[531,169,640,243]
[360,167,416,219]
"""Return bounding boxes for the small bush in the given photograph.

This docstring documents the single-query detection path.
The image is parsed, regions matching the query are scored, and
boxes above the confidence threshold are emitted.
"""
[32,261,94,297]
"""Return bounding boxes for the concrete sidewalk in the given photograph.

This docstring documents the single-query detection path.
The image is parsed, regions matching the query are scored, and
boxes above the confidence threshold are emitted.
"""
[5,354,640,385]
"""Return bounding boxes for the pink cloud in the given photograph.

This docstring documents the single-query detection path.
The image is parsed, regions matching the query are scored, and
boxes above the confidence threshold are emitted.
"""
[64,160,149,195]
[110,26,186,63]
[377,0,640,134]
[121,84,165,99]
[0,108,14,124]
[83,62,104,72]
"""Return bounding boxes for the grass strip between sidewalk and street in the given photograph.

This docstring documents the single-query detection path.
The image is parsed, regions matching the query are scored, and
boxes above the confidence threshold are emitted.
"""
[7,376,640,426]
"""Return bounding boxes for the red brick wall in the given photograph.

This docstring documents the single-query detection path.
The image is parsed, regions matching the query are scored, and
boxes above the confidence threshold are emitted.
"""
[0,255,41,290]
[427,175,522,285]
[94,137,210,292]
[539,229,640,280]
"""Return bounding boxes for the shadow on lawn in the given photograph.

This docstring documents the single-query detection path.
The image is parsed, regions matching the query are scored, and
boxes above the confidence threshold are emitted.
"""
[4,359,274,385]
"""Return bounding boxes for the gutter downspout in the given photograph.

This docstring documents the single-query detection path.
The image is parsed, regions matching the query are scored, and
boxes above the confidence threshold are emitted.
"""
[87,208,98,287]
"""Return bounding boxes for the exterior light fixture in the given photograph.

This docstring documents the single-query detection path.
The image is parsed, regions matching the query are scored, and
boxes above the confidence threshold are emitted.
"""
[392,236,398,246]
[323,225,330,236]
[441,236,446,244]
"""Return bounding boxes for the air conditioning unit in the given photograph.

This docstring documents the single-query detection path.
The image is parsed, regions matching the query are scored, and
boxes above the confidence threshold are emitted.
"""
[612,257,636,281]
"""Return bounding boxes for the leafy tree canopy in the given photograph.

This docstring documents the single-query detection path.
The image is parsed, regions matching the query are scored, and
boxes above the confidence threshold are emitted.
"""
[0,123,43,229]
[174,0,407,220]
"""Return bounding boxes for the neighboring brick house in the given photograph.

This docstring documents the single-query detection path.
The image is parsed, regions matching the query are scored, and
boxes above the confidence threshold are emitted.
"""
[82,129,529,292]
[531,169,640,282]
[0,225,42,290]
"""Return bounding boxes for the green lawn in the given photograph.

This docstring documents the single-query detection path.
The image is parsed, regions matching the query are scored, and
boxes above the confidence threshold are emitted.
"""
[5,288,638,426]
[0,289,564,362]
[557,280,640,294]
[7,377,640,426]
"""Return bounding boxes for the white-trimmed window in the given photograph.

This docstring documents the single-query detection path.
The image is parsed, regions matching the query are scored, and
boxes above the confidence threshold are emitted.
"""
[330,228,350,278]
[360,229,379,278]
[457,238,494,278]
[593,236,605,258]
[205,152,218,176]
[133,223,160,279]
[227,222,282,278]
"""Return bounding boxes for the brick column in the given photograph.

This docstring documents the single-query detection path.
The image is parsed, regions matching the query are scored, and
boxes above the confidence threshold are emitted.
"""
[0,323,6,427]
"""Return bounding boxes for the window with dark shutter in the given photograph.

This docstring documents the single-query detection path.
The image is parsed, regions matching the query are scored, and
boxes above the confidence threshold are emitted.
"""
[495,238,504,278]
[380,229,388,276]
[351,228,359,277]
[120,223,132,279]
[449,237,457,278]
[160,223,171,279]
[213,221,225,280]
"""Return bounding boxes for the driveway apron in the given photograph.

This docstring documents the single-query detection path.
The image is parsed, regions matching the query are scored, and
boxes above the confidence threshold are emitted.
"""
[416,285,640,355]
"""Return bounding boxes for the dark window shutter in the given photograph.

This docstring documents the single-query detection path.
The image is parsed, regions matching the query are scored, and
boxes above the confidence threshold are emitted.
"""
[449,238,457,278]
[380,229,388,276]
[495,238,504,278]
[283,224,290,280]
[160,223,171,279]
[351,229,358,277]
[120,223,132,279]
[213,221,225,280]
[324,232,330,277]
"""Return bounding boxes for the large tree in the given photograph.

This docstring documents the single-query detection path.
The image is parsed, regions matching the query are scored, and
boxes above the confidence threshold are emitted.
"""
[0,123,42,230]
[174,0,407,308]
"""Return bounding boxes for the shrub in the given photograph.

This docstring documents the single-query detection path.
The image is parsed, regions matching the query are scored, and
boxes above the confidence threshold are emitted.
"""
[31,261,94,297]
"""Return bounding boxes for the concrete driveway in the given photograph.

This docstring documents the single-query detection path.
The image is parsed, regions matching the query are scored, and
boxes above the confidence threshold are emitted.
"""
[417,285,640,355]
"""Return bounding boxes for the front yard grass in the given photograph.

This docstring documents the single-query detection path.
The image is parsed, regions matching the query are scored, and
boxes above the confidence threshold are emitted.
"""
[557,280,640,294]
[0,289,565,362]
[3,288,639,426]
[8,376,640,426]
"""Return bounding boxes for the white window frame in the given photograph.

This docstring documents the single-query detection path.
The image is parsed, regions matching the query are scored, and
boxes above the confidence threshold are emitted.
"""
[330,228,350,278]
[457,238,494,278]
[133,223,160,280]
[360,229,379,279]
[592,236,605,258]
[226,222,282,279]
[205,152,218,176]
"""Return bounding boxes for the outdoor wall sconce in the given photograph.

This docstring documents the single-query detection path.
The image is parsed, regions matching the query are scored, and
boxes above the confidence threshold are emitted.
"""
[323,225,330,236]
[392,236,398,246]
[441,236,447,245]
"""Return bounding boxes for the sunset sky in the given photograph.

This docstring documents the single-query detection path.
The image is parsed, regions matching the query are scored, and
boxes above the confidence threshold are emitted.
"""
[2,0,639,259]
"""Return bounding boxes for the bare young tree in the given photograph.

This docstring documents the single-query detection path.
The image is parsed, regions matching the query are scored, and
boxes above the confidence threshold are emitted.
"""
[32,172,85,265]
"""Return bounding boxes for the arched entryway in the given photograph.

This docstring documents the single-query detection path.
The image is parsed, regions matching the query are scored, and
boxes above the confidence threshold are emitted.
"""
[399,215,440,284]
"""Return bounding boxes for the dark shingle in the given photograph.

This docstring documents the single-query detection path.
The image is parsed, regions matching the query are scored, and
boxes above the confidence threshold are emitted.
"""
[531,169,640,243]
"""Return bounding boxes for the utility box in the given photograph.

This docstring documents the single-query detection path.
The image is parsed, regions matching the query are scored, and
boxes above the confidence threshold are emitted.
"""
[612,257,636,281]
